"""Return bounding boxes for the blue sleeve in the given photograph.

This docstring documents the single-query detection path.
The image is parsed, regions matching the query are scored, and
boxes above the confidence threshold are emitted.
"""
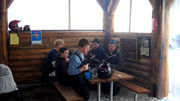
[68,55,81,75]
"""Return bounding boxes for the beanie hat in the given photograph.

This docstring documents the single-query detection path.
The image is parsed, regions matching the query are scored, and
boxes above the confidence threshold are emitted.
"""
[109,40,117,45]
[92,38,100,44]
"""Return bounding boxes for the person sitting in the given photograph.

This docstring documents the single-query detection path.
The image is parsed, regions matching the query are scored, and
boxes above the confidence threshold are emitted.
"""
[101,40,124,96]
[55,47,71,86]
[68,39,90,101]
[0,64,22,101]
[87,38,105,62]
[45,39,64,81]
[104,40,124,72]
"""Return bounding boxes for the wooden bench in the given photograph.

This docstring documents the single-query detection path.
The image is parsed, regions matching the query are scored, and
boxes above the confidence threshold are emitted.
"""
[53,82,84,101]
[119,81,151,101]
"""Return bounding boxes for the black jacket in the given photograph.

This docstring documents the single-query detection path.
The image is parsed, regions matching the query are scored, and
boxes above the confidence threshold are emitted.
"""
[55,57,71,86]
[105,49,124,72]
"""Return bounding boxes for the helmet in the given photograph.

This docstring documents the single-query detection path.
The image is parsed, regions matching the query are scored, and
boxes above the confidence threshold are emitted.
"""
[97,62,112,79]
[9,20,22,31]
[23,25,30,31]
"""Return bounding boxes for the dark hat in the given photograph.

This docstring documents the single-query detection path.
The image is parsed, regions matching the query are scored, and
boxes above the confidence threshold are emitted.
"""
[109,40,117,45]
[92,38,100,44]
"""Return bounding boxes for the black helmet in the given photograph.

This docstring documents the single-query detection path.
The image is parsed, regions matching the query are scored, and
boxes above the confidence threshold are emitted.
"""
[97,62,112,79]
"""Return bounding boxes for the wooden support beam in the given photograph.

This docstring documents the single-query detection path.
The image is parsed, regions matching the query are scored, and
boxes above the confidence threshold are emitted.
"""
[151,0,174,99]
[103,13,112,48]
[0,0,8,65]
[6,0,14,9]
[157,0,174,98]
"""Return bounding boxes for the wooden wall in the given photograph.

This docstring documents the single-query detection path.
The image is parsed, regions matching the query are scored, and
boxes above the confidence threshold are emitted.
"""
[8,30,153,92]
[8,31,105,83]
[111,33,153,90]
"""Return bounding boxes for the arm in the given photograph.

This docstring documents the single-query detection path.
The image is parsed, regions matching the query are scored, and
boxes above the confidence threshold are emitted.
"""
[68,55,81,75]
[45,52,56,73]
[55,59,68,75]
[112,52,124,72]
[68,55,88,75]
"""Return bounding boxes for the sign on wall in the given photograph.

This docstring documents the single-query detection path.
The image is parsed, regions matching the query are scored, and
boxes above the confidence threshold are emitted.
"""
[120,38,138,61]
[31,31,42,44]
[10,33,19,45]
[138,37,151,57]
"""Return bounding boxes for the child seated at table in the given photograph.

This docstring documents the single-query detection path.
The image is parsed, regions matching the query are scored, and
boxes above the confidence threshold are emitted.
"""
[68,39,90,101]
[55,47,70,86]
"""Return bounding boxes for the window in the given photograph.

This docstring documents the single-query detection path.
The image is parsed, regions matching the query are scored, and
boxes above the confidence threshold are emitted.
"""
[114,0,152,33]
[71,0,103,30]
[8,0,103,30]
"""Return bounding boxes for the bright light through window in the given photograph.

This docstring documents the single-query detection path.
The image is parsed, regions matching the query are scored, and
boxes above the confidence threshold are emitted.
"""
[131,0,152,33]
[8,0,68,30]
[114,0,152,33]
[8,0,103,30]
[71,0,103,30]
[114,0,130,32]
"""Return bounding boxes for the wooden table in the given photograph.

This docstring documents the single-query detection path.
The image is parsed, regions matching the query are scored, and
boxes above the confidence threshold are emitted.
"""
[89,70,134,101]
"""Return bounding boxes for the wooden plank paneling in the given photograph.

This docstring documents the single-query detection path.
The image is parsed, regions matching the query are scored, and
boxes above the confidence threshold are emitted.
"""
[125,62,152,72]
[8,31,105,83]
[9,60,44,67]
[9,49,50,56]
[11,66,42,72]
[15,78,41,83]
[9,54,46,61]
[125,67,151,80]
[111,34,153,91]
[9,30,153,91]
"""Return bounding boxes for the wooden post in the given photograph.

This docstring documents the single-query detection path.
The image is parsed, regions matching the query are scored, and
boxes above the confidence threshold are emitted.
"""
[103,12,113,48]
[151,0,174,98]
[157,0,174,98]
[0,0,8,65]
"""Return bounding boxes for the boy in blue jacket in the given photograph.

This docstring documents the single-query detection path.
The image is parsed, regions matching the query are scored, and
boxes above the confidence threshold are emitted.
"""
[68,39,90,101]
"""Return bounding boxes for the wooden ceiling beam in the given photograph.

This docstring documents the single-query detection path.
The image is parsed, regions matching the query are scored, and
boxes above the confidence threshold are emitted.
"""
[6,0,14,9]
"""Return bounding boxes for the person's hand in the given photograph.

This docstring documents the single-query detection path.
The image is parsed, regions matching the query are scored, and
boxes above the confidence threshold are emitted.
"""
[89,53,95,59]
[80,64,89,72]
[65,58,69,62]
[90,55,95,59]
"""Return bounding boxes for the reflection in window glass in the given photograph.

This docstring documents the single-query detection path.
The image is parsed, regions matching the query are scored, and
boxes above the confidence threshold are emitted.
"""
[8,0,69,30]
[131,0,152,33]
[114,0,130,32]
[71,0,103,30]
